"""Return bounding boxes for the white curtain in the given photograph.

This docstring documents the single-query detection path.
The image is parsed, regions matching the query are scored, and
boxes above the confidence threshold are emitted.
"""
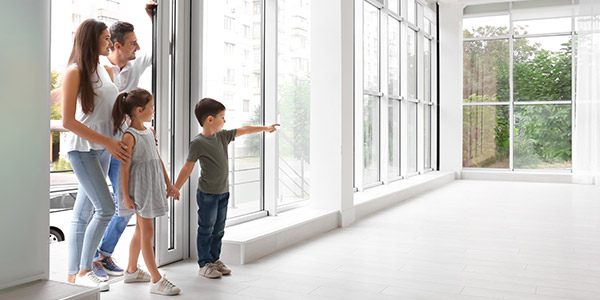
[573,0,600,184]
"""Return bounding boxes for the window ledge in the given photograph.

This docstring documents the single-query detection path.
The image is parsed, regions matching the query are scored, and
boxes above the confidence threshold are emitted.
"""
[221,207,339,264]
[460,169,574,183]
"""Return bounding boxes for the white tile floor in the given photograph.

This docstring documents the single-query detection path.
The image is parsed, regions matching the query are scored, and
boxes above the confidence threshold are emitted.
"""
[66,180,600,299]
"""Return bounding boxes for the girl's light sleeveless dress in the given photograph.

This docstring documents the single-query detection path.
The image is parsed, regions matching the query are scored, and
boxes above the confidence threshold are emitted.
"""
[117,127,168,218]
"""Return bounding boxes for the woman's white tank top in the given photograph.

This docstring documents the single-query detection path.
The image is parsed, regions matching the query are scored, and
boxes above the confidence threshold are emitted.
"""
[64,64,119,152]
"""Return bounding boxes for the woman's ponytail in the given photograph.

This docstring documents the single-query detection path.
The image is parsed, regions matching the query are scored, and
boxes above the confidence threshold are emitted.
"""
[112,92,128,135]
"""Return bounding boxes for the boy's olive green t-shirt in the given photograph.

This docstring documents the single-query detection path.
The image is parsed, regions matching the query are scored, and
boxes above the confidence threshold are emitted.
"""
[186,129,237,194]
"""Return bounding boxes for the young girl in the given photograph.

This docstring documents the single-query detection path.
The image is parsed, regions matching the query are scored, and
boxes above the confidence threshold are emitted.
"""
[112,88,180,296]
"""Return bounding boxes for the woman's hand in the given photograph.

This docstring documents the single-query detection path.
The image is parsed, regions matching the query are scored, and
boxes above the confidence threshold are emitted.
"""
[124,197,136,210]
[106,138,130,163]
[167,185,180,200]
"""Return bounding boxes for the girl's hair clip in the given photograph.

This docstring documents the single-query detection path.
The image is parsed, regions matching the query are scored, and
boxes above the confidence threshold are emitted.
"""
[123,92,128,98]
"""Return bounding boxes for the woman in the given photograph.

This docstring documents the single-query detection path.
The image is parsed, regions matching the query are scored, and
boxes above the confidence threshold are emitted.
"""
[61,18,129,291]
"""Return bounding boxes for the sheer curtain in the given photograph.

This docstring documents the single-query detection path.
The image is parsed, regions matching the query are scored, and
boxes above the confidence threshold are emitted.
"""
[574,0,600,184]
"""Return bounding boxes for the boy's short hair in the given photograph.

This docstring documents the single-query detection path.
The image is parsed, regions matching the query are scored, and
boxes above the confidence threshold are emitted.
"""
[195,98,226,127]
[109,21,135,51]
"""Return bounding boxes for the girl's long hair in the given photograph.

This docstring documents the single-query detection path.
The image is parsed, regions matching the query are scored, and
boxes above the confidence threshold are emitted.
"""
[68,19,107,115]
[112,88,153,135]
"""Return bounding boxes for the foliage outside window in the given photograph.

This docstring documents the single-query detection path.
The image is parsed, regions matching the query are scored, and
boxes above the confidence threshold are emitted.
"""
[463,15,572,170]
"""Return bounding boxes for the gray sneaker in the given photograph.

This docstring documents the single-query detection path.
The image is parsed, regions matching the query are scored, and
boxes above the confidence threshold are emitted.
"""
[124,266,151,283]
[150,276,180,296]
[214,260,231,275]
[198,263,222,278]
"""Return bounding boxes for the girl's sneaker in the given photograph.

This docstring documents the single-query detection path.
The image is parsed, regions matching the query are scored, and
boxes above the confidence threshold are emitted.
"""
[150,276,180,296]
[214,260,231,275]
[124,266,152,283]
[77,271,110,292]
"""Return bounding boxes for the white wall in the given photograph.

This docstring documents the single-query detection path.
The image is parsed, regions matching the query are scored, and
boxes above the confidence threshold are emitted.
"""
[0,0,50,290]
[438,3,464,173]
[310,0,355,225]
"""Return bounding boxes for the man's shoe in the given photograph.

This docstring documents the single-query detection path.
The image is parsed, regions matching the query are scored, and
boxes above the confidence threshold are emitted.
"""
[214,260,231,275]
[198,263,222,278]
[92,261,109,281]
[99,257,124,276]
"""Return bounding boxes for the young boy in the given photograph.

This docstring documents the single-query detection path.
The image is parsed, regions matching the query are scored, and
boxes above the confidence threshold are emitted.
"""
[172,98,278,278]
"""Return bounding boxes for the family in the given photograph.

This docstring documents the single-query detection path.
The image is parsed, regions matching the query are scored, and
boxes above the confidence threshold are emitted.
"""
[61,2,278,296]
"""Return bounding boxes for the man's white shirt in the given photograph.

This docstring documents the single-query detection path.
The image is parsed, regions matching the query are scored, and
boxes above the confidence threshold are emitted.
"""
[101,51,152,93]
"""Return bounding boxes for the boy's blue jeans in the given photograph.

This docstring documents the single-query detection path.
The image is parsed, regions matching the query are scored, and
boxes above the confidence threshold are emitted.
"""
[196,190,229,267]
[95,155,132,258]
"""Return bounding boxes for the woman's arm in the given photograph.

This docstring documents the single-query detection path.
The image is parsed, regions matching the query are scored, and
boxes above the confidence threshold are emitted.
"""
[61,66,130,162]
[120,133,136,210]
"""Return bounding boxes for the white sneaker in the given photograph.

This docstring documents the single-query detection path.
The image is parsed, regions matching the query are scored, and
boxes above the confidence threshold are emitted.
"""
[77,271,109,292]
[123,266,152,283]
[198,263,222,278]
[214,260,231,275]
[150,275,180,296]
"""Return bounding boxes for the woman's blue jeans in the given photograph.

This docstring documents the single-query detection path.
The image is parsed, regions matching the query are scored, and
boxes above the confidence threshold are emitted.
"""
[196,190,229,267]
[67,149,115,274]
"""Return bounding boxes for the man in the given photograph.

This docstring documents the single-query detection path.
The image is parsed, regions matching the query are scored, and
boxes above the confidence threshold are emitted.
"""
[93,1,157,280]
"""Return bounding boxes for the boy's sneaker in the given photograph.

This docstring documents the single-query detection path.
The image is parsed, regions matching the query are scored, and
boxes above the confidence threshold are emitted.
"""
[92,261,109,281]
[77,271,110,292]
[150,276,180,296]
[124,266,152,283]
[198,263,222,278]
[99,257,124,276]
[214,260,231,275]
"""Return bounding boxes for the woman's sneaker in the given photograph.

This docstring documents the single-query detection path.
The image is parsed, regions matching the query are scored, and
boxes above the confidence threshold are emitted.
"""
[124,266,152,283]
[150,276,180,296]
[77,271,109,292]
[99,257,124,276]
[198,263,222,278]
[214,260,231,275]
[91,261,109,281]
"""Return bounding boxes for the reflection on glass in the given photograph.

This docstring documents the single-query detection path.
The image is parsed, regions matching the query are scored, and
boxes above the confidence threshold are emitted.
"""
[424,37,431,103]
[277,0,311,206]
[205,0,263,218]
[363,95,380,185]
[463,105,509,168]
[513,36,572,102]
[364,2,379,92]
[514,104,571,170]
[388,17,400,97]
[463,15,509,38]
[388,0,398,15]
[407,29,417,99]
[424,105,431,170]
[424,18,431,36]
[407,0,415,25]
[463,39,509,102]
[388,100,400,178]
[514,18,572,36]
[407,102,417,173]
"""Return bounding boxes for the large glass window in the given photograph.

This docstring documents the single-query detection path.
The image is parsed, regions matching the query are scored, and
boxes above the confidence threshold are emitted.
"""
[363,2,381,186]
[277,0,311,207]
[356,1,437,191]
[463,14,573,170]
[204,0,263,217]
